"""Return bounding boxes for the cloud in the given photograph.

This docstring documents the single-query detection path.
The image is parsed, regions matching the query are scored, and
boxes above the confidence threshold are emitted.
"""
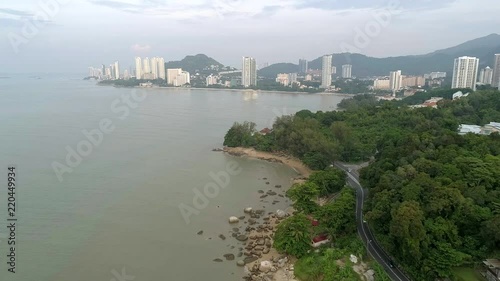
[131,43,151,52]
[86,0,292,19]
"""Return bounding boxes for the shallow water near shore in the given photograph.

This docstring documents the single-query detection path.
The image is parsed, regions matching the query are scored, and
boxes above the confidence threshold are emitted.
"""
[0,74,344,281]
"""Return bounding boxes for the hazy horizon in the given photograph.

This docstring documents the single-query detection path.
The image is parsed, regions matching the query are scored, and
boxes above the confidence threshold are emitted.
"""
[1,0,500,73]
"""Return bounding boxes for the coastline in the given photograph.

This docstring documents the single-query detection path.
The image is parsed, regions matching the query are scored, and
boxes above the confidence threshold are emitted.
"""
[223,147,312,178]
[221,147,312,281]
[96,82,354,96]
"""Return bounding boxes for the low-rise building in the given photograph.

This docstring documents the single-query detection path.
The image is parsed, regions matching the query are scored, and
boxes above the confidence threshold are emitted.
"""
[458,124,482,135]
[483,259,500,281]
[458,122,500,135]
[482,122,500,135]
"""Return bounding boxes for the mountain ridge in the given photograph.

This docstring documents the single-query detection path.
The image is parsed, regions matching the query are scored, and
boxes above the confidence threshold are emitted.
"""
[259,33,500,78]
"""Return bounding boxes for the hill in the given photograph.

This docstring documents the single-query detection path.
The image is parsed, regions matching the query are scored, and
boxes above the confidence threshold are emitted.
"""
[165,54,228,74]
[259,34,500,78]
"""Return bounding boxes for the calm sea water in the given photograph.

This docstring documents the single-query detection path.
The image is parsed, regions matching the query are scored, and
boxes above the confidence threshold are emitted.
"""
[0,74,344,281]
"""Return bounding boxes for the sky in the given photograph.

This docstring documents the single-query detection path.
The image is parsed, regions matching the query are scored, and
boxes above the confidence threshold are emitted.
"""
[0,0,499,74]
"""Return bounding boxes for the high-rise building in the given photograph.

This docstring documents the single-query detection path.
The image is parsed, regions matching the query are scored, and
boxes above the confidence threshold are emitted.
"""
[299,59,308,73]
[479,66,493,84]
[105,67,111,79]
[174,71,190,86]
[167,68,182,85]
[123,69,130,80]
[389,70,403,93]
[158,57,166,80]
[321,55,333,88]
[242,57,257,87]
[150,57,158,79]
[143,57,151,75]
[342,64,352,79]
[452,56,479,90]
[492,54,500,88]
[135,57,142,79]
[289,73,298,84]
[114,61,120,79]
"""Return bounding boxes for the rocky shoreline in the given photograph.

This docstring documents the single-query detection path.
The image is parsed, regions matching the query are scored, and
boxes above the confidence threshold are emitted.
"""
[205,147,309,280]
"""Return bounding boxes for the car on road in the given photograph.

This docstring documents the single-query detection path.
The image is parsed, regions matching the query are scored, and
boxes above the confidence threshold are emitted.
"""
[388,260,395,268]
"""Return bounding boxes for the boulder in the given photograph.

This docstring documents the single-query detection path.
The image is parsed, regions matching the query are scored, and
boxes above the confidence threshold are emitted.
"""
[244,256,259,264]
[197,230,203,235]
[229,216,240,223]
[276,210,286,219]
[259,261,273,272]
[244,207,253,213]
[219,234,226,240]
[236,235,249,242]
[237,260,245,267]
[224,253,235,261]
[213,258,223,262]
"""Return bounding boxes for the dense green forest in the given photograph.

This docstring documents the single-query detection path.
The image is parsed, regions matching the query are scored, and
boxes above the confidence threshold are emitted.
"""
[223,89,500,280]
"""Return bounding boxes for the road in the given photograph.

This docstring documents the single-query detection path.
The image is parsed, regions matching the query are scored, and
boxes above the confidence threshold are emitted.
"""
[334,162,411,281]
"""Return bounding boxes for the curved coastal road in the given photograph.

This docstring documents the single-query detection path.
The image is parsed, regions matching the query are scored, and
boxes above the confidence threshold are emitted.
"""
[334,163,411,281]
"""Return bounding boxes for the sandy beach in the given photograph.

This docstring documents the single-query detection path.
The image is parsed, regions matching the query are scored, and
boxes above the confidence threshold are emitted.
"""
[223,147,312,178]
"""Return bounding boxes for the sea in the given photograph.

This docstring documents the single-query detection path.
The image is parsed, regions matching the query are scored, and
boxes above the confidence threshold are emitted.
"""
[0,74,345,281]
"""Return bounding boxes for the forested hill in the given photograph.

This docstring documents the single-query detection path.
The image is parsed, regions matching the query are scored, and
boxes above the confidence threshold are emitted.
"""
[223,89,500,280]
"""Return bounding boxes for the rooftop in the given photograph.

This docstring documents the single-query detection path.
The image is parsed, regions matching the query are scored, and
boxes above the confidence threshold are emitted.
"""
[458,124,482,135]
[484,259,500,269]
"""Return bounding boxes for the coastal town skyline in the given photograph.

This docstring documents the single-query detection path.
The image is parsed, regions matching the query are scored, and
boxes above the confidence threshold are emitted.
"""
[2,0,500,73]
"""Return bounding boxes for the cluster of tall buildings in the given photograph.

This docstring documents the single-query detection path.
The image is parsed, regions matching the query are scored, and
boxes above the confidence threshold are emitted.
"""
[451,54,500,90]
[88,61,125,80]
[373,71,425,93]
[135,57,166,80]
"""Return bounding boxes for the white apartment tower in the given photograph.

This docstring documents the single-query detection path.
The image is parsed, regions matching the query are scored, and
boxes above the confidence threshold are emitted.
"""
[242,57,257,87]
[452,56,479,90]
[492,54,500,88]
[479,66,493,85]
[158,57,166,79]
[321,55,333,88]
[135,57,142,79]
[342,64,352,79]
[389,70,403,94]
[114,61,120,79]
[150,57,159,79]
[143,57,151,75]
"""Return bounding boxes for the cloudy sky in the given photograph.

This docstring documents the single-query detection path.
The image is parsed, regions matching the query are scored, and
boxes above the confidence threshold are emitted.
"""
[0,0,499,73]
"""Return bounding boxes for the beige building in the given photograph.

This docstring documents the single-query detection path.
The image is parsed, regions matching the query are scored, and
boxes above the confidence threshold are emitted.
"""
[402,76,425,87]
[373,78,391,90]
